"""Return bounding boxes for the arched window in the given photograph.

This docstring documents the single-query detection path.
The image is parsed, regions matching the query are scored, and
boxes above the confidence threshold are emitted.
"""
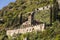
[43,7,44,9]
[30,29,31,31]
[27,29,28,31]
[32,28,34,30]
[47,6,48,8]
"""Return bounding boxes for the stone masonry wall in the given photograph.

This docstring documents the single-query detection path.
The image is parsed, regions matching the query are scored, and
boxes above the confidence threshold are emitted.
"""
[6,24,45,36]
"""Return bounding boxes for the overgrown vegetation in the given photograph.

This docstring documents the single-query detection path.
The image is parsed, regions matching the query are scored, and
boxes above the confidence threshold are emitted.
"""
[7,21,60,40]
[0,0,60,40]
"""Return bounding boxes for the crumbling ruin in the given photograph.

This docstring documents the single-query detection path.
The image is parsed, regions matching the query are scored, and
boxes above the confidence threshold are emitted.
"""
[6,11,45,36]
[6,4,54,37]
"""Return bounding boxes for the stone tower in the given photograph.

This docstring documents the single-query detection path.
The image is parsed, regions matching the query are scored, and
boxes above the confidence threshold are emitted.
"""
[28,11,35,25]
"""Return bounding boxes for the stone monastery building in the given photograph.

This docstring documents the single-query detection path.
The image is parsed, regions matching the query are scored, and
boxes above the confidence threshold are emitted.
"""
[6,4,54,36]
[6,12,45,36]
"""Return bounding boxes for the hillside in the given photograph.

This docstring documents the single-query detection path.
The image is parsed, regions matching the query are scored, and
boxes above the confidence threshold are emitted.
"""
[0,0,60,40]
[0,0,53,29]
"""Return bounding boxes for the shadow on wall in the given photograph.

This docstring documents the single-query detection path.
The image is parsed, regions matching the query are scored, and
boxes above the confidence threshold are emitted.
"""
[56,14,60,22]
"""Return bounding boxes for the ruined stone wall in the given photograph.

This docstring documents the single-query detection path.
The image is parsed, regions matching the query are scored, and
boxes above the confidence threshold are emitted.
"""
[36,5,53,11]
[6,24,45,36]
